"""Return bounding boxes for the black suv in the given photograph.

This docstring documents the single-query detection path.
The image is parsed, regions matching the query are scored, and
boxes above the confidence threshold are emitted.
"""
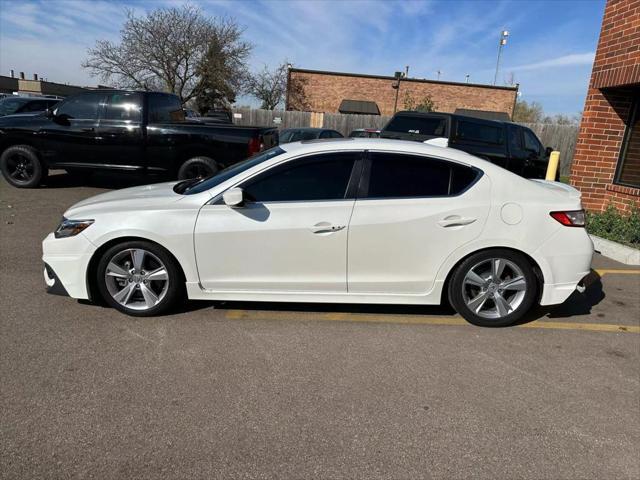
[380,111,552,179]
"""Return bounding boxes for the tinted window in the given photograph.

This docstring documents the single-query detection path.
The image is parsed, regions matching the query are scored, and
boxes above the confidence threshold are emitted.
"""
[19,100,49,112]
[104,92,142,122]
[0,98,31,116]
[243,153,357,202]
[148,93,185,123]
[366,153,478,198]
[523,129,542,155]
[616,100,639,188]
[507,124,522,152]
[384,115,447,137]
[457,120,504,145]
[55,93,104,120]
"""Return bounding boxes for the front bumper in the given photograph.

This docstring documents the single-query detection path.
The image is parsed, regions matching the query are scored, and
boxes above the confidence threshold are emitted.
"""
[42,232,96,299]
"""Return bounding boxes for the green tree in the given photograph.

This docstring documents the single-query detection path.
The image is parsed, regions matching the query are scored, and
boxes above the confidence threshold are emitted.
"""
[403,92,436,112]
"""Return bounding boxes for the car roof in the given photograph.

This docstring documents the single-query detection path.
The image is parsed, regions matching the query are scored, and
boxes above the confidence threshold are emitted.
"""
[279,137,505,171]
[393,110,520,127]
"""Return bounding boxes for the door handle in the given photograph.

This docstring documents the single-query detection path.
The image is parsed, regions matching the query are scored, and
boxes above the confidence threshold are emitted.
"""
[81,127,95,132]
[437,216,477,228]
[310,222,346,235]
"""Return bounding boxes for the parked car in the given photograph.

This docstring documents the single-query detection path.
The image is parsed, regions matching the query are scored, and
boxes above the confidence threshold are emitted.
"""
[42,138,592,327]
[0,96,60,117]
[279,127,343,143]
[0,90,278,188]
[380,111,554,179]
[349,128,381,138]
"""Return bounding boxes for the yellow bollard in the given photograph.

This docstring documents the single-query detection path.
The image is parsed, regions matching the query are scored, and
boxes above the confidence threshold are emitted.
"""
[545,151,560,181]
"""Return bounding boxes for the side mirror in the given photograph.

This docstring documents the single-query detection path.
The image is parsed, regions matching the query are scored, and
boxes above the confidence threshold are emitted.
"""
[223,187,244,207]
[44,108,54,118]
[545,146,553,157]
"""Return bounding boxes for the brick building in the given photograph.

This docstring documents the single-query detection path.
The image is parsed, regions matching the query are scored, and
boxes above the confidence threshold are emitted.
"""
[0,74,86,97]
[286,68,518,117]
[570,0,640,213]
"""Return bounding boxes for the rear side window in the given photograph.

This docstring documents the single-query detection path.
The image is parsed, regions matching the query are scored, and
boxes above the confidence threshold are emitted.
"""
[365,153,479,198]
[456,120,504,145]
[55,93,105,120]
[104,92,142,122]
[148,94,185,123]
[523,129,543,155]
[243,152,358,202]
[507,124,522,152]
[385,115,447,136]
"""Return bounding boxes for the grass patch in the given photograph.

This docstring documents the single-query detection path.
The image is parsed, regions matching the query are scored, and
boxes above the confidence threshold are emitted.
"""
[587,204,640,249]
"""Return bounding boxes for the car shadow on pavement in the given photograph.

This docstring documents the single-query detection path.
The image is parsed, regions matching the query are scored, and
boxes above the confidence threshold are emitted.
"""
[518,270,605,323]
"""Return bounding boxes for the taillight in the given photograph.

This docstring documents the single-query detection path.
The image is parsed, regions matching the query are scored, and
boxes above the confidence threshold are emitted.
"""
[550,210,585,227]
[248,137,261,156]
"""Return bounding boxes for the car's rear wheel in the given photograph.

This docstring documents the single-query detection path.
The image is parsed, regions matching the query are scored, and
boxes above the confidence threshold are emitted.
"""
[177,156,218,180]
[96,241,184,316]
[0,145,48,188]
[449,249,537,327]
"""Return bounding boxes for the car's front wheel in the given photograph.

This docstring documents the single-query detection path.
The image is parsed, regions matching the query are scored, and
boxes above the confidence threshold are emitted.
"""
[448,249,537,327]
[96,241,184,316]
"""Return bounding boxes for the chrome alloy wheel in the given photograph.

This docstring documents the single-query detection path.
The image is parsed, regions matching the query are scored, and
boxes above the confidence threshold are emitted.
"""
[462,258,527,319]
[104,248,169,311]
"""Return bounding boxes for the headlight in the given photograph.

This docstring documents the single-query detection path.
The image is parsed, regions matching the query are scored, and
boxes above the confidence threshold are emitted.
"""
[54,218,94,238]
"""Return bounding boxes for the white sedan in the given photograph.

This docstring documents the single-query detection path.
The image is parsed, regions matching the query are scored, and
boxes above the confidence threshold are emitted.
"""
[43,139,593,327]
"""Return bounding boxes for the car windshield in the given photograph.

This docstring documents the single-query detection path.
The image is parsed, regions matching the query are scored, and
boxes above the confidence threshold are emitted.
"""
[280,129,321,143]
[175,146,286,195]
[0,97,30,116]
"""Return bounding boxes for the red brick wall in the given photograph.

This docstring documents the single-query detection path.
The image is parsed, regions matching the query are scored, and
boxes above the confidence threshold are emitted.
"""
[288,70,517,117]
[570,0,640,213]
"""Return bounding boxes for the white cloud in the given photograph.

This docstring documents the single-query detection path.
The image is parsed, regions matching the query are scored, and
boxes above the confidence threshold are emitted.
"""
[509,52,595,72]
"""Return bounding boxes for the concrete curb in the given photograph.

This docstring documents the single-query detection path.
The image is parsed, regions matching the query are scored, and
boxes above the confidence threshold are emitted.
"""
[590,235,640,265]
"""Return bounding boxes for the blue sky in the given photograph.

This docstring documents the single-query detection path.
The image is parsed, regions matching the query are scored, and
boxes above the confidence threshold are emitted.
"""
[0,0,604,114]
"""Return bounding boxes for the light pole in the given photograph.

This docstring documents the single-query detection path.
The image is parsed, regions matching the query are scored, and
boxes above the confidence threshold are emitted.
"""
[392,71,404,113]
[493,30,509,86]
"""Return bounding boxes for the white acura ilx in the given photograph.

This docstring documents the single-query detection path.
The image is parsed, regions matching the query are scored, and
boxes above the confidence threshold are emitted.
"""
[43,139,593,327]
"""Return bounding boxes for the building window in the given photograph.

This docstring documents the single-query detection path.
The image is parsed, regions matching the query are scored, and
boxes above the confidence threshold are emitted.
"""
[615,98,640,189]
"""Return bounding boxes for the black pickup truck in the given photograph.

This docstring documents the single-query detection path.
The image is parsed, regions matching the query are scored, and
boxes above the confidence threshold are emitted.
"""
[0,90,278,188]
[380,111,553,179]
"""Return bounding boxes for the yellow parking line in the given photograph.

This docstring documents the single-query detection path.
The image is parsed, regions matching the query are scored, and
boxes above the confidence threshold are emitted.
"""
[224,310,639,333]
[595,268,640,276]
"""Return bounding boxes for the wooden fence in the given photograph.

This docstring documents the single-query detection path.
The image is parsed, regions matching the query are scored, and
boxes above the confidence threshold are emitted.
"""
[231,108,578,174]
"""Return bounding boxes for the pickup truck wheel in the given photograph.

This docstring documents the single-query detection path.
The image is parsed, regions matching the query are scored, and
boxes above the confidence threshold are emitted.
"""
[0,145,48,188]
[178,157,219,180]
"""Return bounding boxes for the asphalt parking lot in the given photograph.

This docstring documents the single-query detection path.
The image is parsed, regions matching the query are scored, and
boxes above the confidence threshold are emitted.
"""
[1,171,639,479]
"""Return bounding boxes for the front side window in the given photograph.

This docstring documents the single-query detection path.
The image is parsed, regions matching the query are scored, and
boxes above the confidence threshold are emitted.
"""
[104,92,142,122]
[0,98,30,116]
[20,100,49,112]
[148,93,185,123]
[55,93,104,120]
[243,152,358,202]
[523,129,543,155]
[615,99,640,188]
[456,120,505,145]
[365,153,479,198]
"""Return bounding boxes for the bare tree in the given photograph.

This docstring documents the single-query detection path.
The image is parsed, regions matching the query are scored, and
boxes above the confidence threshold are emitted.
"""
[83,5,251,105]
[247,62,289,110]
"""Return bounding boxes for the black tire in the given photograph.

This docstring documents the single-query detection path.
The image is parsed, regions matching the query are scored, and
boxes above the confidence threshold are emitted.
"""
[96,240,184,317]
[177,156,219,180]
[0,145,48,188]
[448,249,537,327]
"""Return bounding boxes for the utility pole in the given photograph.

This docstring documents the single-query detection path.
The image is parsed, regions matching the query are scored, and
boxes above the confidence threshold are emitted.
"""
[392,71,403,113]
[494,30,509,85]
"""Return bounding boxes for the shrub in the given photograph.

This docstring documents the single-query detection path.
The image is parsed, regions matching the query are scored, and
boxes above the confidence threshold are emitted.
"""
[586,204,640,249]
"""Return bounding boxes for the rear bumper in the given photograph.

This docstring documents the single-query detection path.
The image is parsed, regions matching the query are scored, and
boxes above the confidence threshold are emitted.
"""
[536,228,594,306]
[42,232,96,300]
